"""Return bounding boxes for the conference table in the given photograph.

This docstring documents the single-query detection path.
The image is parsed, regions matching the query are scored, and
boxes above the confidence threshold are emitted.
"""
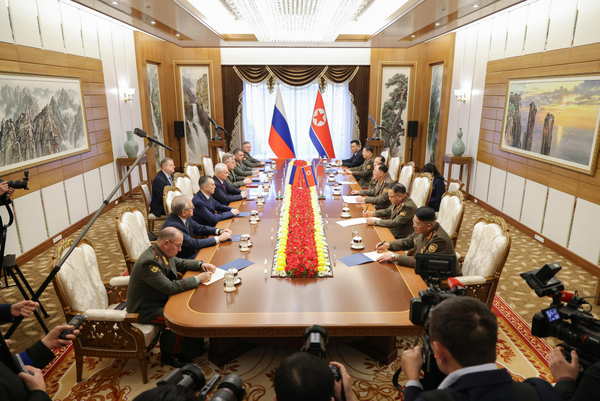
[164,159,427,366]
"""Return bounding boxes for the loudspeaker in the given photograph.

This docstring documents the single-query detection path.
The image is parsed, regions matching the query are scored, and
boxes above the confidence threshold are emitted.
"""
[407,121,418,138]
[174,121,185,138]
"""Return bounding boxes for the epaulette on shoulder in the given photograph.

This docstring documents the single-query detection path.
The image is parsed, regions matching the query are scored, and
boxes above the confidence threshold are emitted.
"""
[151,250,160,261]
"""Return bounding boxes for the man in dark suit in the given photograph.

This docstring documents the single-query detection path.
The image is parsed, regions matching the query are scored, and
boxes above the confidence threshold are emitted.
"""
[162,195,232,259]
[150,157,176,217]
[213,163,246,205]
[550,346,600,401]
[222,153,251,188]
[336,140,364,168]
[401,297,561,401]
[192,176,240,227]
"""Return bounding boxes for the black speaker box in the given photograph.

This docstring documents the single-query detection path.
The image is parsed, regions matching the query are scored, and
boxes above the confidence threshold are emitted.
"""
[174,121,185,138]
[407,121,418,138]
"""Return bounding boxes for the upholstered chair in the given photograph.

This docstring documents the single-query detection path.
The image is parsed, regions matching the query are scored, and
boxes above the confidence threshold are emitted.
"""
[437,191,465,248]
[458,216,512,308]
[203,156,214,177]
[410,172,433,208]
[116,205,152,274]
[163,186,182,215]
[51,239,161,383]
[139,181,166,231]
[185,163,201,194]
[447,179,464,193]
[388,156,401,181]
[174,173,194,198]
[380,148,390,166]
[398,161,415,192]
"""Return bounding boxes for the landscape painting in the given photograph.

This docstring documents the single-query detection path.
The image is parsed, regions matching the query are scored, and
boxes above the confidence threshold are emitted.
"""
[500,74,600,175]
[146,63,164,171]
[180,66,211,163]
[425,64,443,164]
[380,66,411,160]
[0,72,89,175]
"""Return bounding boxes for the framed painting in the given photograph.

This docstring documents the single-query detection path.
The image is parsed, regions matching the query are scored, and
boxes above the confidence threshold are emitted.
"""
[146,63,165,171]
[425,64,443,164]
[0,71,90,175]
[178,65,212,163]
[499,73,600,175]
[377,62,415,162]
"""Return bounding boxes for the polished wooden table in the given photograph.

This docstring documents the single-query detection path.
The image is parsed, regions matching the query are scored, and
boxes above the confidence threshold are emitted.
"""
[164,159,427,365]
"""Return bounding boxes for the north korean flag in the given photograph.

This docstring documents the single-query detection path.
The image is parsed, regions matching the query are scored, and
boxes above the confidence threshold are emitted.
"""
[309,90,336,158]
[302,165,316,187]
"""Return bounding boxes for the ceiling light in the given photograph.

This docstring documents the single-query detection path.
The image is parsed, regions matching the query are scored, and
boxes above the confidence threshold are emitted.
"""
[176,33,180,36]
[435,22,439,26]
[112,1,118,4]
[473,4,479,7]
[151,21,156,24]
[411,35,415,38]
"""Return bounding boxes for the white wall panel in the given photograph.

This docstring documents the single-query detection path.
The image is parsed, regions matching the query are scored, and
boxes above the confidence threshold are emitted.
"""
[59,2,84,56]
[100,162,118,201]
[542,188,575,247]
[545,0,578,51]
[41,182,70,237]
[456,25,478,152]
[8,0,42,48]
[80,10,100,59]
[573,0,600,47]
[0,206,21,257]
[520,180,547,233]
[445,29,466,157]
[473,162,491,202]
[13,191,48,252]
[123,28,145,154]
[488,13,509,61]
[569,198,600,264]
[111,24,134,151]
[502,173,525,221]
[487,167,507,211]
[523,0,551,55]
[0,1,13,43]
[64,174,88,223]
[504,6,528,58]
[37,0,64,53]
[83,168,103,212]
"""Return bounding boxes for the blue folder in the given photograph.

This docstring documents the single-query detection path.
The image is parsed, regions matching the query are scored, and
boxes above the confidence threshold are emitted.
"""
[235,212,251,217]
[338,253,373,267]
[217,258,255,271]
[225,235,242,242]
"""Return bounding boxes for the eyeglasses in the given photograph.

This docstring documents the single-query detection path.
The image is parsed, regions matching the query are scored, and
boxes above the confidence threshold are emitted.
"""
[170,241,183,249]
[389,193,400,199]
[184,207,194,211]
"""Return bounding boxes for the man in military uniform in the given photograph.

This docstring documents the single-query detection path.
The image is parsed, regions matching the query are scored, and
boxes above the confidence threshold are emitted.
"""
[242,141,265,167]
[343,146,374,188]
[351,164,394,210]
[375,206,455,269]
[233,148,259,177]
[364,183,416,239]
[222,153,251,188]
[127,227,217,367]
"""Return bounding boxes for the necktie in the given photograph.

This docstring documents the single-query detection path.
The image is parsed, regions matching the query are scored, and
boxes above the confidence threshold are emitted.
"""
[168,175,173,186]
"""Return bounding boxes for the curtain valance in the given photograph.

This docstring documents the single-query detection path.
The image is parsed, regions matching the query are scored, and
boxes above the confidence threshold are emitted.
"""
[232,65,359,92]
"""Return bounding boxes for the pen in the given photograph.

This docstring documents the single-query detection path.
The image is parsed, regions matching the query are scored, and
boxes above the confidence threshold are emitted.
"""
[375,240,386,251]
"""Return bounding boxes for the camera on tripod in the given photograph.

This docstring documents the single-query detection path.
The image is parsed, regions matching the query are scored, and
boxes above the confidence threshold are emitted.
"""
[158,363,245,401]
[521,263,600,371]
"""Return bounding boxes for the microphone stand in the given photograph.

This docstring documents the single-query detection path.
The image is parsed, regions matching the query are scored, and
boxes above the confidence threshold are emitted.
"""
[4,130,172,338]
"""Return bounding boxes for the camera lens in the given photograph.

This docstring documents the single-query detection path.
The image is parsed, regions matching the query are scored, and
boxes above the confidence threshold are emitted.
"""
[210,374,246,401]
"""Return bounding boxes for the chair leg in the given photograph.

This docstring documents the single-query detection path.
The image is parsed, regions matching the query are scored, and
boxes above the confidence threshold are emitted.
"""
[75,349,83,382]
[140,357,149,384]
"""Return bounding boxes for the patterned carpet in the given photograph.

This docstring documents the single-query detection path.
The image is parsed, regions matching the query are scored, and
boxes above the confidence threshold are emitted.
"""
[1,196,599,399]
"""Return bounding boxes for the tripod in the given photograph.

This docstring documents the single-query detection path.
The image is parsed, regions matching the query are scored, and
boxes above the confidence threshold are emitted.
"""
[4,128,172,338]
[1,204,50,337]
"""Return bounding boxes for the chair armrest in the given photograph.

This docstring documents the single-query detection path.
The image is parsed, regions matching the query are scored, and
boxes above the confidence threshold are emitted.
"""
[124,313,140,323]
[84,309,128,322]
[108,277,130,287]
[456,276,487,285]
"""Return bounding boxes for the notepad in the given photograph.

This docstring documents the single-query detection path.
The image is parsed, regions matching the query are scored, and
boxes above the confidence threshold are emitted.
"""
[336,218,366,227]
[363,251,394,261]
[339,181,357,185]
[201,268,225,285]
[342,196,363,203]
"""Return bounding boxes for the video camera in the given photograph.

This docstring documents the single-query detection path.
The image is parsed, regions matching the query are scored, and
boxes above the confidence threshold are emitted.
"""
[158,363,245,401]
[301,325,342,383]
[521,263,600,371]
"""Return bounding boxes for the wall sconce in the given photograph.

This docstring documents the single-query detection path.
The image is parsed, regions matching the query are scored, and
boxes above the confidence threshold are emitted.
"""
[123,88,135,103]
[454,89,467,103]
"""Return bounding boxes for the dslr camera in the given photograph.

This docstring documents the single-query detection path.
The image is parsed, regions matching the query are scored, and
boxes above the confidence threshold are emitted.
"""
[521,263,600,371]
[301,325,342,383]
[158,363,245,401]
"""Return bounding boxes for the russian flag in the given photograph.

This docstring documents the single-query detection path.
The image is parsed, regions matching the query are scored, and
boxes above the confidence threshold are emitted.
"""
[269,86,296,158]
[309,90,335,158]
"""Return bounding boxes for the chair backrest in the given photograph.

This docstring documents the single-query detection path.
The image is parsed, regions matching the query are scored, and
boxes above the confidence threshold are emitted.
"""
[140,182,152,214]
[116,205,151,261]
[163,186,182,215]
[398,162,415,191]
[203,156,214,177]
[437,191,465,244]
[218,148,225,163]
[380,148,390,166]
[53,239,108,312]
[185,163,201,194]
[174,174,194,198]
[462,217,512,278]
[388,156,400,181]
[411,172,433,208]
[448,179,464,193]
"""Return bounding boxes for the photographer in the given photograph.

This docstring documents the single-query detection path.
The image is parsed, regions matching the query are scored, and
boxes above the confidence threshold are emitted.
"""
[402,297,561,401]
[1,302,81,401]
[0,179,15,204]
[274,352,357,401]
[549,346,600,401]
